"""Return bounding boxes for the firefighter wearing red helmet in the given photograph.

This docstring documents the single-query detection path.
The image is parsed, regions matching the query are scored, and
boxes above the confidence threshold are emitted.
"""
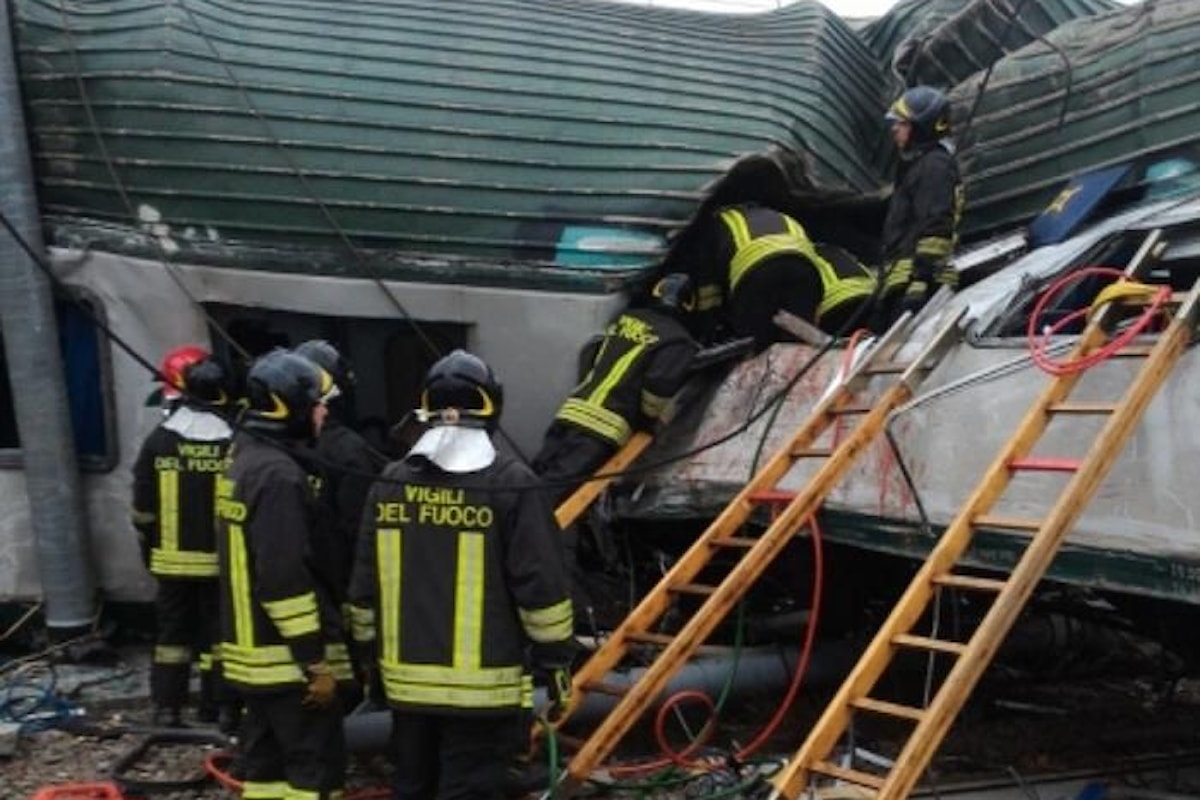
[131,344,232,726]
[879,85,964,324]
[349,350,574,800]
[215,349,353,799]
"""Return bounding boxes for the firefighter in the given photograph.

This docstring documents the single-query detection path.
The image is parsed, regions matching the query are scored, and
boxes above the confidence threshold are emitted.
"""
[294,339,385,598]
[691,203,879,350]
[879,85,964,323]
[131,345,233,726]
[348,350,574,800]
[216,349,353,800]
[532,273,700,505]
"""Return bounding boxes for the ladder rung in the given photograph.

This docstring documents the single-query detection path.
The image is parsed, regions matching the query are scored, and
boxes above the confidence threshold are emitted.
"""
[1008,456,1081,472]
[1111,345,1155,357]
[933,574,1008,592]
[972,514,1042,532]
[748,490,795,505]
[669,582,718,597]
[832,404,873,416]
[792,447,834,459]
[850,696,926,722]
[864,362,906,375]
[582,680,629,698]
[893,634,966,656]
[809,760,887,790]
[710,536,758,549]
[1047,401,1118,414]
[624,631,674,647]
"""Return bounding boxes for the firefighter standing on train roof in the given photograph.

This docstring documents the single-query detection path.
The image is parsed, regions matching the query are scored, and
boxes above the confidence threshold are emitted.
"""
[690,203,879,350]
[216,349,354,800]
[532,272,699,506]
[879,85,965,324]
[348,350,575,800]
[131,345,233,727]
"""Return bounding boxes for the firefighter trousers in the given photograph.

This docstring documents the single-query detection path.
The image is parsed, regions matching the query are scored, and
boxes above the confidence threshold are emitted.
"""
[390,709,523,800]
[151,577,219,713]
[239,689,346,799]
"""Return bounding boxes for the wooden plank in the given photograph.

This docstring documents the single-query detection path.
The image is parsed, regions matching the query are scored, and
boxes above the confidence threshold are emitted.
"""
[892,634,966,656]
[809,761,887,790]
[972,514,1041,532]
[1047,401,1117,414]
[933,574,1008,592]
[851,697,925,722]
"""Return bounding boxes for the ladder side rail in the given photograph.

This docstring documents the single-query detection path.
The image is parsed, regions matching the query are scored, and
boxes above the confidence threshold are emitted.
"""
[881,291,1198,800]
[555,432,654,529]
[564,378,921,785]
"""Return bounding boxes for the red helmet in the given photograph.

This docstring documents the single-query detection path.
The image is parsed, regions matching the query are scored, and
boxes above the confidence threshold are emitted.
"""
[159,344,210,400]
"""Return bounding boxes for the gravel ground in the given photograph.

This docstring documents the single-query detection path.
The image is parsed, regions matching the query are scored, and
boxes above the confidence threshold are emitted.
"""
[5,645,1200,800]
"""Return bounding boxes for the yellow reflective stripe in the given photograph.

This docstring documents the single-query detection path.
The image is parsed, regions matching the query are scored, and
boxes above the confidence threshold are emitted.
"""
[818,276,877,317]
[380,664,531,709]
[556,399,631,445]
[263,592,320,638]
[518,598,574,644]
[229,524,254,646]
[915,236,952,258]
[378,528,402,664]
[131,509,156,525]
[242,781,288,799]
[221,642,352,686]
[158,469,179,554]
[284,787,321,800]
[454,533,485,669]
[696,284,723,311]
[885,259,914,290]
[154,644,191,664]
[728,234,797,291]
[150,548,218,577]
[350,604,376,643]
[641,390,668,420]
[719,208,753,250]
[586,341,647,408]
[198,652,214,671]
[937,265,959,289]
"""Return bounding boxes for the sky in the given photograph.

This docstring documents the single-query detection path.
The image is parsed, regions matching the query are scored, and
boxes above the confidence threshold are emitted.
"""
[623,0,1139,17]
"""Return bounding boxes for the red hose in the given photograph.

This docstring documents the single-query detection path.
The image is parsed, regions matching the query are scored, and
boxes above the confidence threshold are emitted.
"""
[1026,267,1170,375]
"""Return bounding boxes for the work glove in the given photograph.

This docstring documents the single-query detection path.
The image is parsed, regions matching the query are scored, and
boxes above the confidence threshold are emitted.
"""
[302,661,338,709]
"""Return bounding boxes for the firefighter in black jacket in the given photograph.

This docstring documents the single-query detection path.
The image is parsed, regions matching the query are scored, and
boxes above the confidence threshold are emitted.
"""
[348,350,574,800]
[879,85,964,323]
[294,339,385,598]
[532,273,699,505]
[216,350,353,800]
[691,203,879,350]
[131,345,232,726]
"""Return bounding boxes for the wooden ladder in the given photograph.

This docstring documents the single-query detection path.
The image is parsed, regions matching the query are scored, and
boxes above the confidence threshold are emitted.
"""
[546,309,964,797]
[770,231,1200,800]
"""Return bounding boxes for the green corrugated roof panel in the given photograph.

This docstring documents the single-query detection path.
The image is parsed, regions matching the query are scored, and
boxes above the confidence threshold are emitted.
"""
[955,0,1200,237]
[15,0,889,290]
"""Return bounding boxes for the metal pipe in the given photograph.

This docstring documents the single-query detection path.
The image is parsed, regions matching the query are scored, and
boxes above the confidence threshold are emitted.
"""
[344,642,856,753]
[0,0,95,630]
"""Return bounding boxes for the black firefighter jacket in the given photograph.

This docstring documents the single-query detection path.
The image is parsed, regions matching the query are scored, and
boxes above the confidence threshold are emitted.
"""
[347,451,574,715]
[881,142,964,293]
[554,307,697,448]
[216,433,353,691]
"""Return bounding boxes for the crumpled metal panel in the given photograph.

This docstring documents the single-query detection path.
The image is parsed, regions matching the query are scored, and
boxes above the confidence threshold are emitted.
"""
[955,0,1200,237]
[14,0,886,285]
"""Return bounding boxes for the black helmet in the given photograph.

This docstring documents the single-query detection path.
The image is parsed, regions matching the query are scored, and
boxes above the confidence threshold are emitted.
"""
[181,357,231,409]
[418,349,503,431]
[295,339,354,391]
[651,273,696,313]
[243,349,335,438]
[886,86,951,144]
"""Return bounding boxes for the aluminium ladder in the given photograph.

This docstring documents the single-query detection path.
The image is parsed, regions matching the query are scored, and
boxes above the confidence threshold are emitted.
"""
[770,231,1200,800]
[546,309,964,798]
